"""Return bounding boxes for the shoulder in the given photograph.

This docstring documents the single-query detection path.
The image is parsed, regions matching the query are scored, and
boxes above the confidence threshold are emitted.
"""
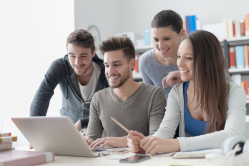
[168,82,184,98]
[139,49,154,62]
[140,83,164,96]
[228,82,246,100]
[93,87,111,98]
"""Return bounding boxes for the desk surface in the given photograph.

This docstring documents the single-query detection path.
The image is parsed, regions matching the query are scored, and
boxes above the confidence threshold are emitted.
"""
[39,155,207,166]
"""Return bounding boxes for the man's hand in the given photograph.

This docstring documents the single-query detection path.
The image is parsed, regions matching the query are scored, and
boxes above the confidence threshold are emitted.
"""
[162,70,182,88]
[74,119,82,131]
[84,136,93,145]
[90,137,128,149]
[127,130,145,153]
[140,137,180,155]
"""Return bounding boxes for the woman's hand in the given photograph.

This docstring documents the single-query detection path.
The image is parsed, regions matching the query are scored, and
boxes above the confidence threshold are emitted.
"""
[162,70,182,88]
[140,136,180,155]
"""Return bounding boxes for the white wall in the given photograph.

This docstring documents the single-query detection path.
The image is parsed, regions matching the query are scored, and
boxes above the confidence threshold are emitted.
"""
[75,0,249,39]
[0,0,74,147]
[121,0,249,37]
[74,0,121,58]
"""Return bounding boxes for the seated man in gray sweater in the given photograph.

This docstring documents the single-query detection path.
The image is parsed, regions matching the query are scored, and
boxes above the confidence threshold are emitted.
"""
[84,36,166,148]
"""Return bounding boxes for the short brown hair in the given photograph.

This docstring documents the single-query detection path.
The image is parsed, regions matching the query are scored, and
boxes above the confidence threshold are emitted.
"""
[66,29,95,53]
[99,36,135,61]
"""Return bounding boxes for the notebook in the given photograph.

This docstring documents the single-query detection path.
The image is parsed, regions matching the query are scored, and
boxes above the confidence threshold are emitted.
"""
[0,150,54,166]
[11,116,111,157]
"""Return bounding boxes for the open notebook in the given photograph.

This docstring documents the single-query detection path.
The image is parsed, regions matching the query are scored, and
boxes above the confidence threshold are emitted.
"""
[11,116,118,157]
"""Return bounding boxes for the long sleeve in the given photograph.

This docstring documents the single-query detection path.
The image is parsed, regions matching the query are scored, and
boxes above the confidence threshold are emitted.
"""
[30,59,63,116]
[86,94,103,141]
[139,52,154,85]
[153,84,182,138]
[148,88,166,135]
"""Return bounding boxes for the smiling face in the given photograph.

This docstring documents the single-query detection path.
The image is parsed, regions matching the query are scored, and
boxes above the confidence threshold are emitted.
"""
[67,44,95,78]
[177,39,194,82]
[152,26,183,58]
[104,49,134,89]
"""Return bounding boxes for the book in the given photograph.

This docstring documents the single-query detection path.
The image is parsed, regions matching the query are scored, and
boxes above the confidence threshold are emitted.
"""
[0,136,17,143]
[222,19,228,39]
[0,150,54,166]
[235,45,245,68]
[244,45,249,68]
[0,132,11,137]
[245,14,249,36]
[189,15,196,32]
[234,20,241,37]
[144,28,151,45]
[227,19,233,39]
[245,80,249,99]
[172,149,222,159]
[229,47,236,68]
[185,16,191,34]
[240,19,245,36]
[0,143,12,151]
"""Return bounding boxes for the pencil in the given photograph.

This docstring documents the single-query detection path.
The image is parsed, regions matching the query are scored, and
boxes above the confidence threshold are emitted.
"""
[110,117,129,133]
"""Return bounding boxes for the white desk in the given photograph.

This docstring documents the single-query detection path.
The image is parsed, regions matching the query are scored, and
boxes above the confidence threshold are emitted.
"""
[38,155,207,166]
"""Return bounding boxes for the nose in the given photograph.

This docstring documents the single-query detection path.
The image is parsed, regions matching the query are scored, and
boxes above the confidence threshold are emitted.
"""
[177,57,183,67]
[107,65,115,75]
[74,57,80,66]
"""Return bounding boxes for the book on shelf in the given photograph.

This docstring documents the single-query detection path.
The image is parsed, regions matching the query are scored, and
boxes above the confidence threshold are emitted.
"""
[245,79,249,99]
[144,28,151,46]
[245,14,249,36]
[0,143,12,151]
[0,150,54,166]
[245,45,249,68]
[240,19,246,36]
[235,46,245,68]
[0,136,17,143]
[229,47,236,68]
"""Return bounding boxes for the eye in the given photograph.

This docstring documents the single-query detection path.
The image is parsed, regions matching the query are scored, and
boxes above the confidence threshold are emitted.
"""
[153,38,159,42]
[186,57,193,60]
[164,37,170,40]
[114,64,121,67]
[177,55,181,59]
[104,64,109,68]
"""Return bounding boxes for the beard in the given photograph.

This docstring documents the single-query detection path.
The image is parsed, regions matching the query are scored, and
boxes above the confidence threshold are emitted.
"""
[107,68,130,88]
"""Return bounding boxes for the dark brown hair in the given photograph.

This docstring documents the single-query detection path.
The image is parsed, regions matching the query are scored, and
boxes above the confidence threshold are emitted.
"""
[99,36,135,61]
[66,29,95,53]
[181,30,229,133]
[151,10,183,33]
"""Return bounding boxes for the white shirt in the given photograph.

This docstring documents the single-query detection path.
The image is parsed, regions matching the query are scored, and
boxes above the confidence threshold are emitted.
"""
[79,62,101,114]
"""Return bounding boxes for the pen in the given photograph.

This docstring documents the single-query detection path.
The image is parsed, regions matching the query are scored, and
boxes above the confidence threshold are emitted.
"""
[110,117,130,133]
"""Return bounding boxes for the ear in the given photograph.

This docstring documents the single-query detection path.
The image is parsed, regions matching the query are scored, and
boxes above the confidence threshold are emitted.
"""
[129,58,135,70]
[92,49,96,58]
[179,29,186,39]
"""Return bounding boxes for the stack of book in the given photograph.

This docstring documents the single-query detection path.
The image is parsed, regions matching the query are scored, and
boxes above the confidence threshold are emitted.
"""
[0,132,16,151]
[0,132,54,165]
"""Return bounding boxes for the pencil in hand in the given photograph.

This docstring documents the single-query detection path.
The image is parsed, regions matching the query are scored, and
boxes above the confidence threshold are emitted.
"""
[110,117,129,133]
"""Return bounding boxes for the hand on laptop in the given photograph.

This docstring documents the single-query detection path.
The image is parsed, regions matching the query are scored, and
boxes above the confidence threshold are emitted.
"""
[75,120,82,131]
[84,136,93,145]
[89,137,128,149]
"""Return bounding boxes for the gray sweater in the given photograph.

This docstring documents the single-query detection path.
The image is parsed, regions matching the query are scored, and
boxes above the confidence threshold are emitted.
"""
[87,83,166,141]
[139,49,178,99]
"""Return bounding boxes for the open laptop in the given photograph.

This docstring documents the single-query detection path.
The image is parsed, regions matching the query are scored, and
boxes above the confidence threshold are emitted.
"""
[11,116,116,157]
